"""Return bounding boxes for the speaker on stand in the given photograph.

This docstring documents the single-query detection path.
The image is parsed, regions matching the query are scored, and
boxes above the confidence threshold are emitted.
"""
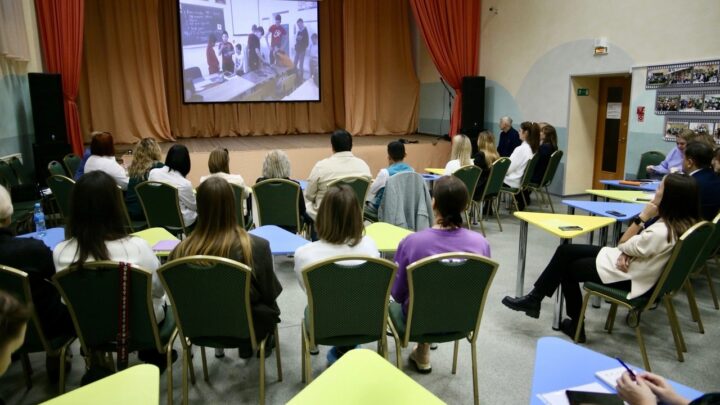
[461,76,486,156]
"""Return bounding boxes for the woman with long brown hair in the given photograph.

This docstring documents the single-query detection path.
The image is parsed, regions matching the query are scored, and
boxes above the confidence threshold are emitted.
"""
[170,177,281,358]
[502,173,701,342]
[503,121,541,210]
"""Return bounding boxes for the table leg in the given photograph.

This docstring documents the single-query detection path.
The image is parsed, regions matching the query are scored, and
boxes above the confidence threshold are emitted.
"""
[613,221,622,246]
[516,220,529,297]
[567,206,575,215]
[553,239,571,330]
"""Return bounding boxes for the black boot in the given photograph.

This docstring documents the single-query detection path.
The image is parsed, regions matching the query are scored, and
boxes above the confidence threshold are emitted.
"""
[502,293,541,319]
[560,318,586,343]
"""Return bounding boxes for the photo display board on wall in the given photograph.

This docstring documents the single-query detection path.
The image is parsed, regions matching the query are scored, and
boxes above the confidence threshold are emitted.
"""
[649,59,720,144]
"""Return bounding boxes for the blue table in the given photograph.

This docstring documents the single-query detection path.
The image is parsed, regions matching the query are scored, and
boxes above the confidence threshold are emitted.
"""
[421,173,441,181]
[16,227,65,250]
[601,179,659,192]
[562,200,645,246]
[249,225,310,255]
[531,337,702,405]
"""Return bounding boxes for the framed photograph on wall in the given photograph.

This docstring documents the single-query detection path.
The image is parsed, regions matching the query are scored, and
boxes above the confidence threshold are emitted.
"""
[704,93,720,114]
[679,93,704,113]
[688,121,714,136]
[646,66,670,88]
[664,119,688,141]
[655,94,680,114]
[692,63,719,84]
[646,60,720,89]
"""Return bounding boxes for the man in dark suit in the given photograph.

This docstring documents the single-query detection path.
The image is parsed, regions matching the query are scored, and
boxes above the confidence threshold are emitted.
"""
[684,141,720,220]
[497,116,521,157]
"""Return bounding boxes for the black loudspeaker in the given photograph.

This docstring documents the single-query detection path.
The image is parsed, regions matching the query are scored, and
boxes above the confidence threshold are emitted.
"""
[461,76,485,155]
[28,73,68,144]
[33,143,72,186]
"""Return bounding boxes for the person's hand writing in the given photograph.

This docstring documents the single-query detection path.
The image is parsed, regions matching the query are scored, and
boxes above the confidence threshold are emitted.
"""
[639,373,690,405]
[616,253,632,272]
[616,372,656,405]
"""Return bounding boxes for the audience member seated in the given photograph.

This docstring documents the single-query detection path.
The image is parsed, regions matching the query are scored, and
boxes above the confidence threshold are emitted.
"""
[83,131,129,190]
[304,130,371,220]
[616,371,719,405]
[503,121,540,210]
[443,134,472,175]
[713,147,720,175]
[391,176,491,374]
[0,185,74,382]
[256,149,313,232]
[365,141,414,217]
[200,148,252,217]
[294,185,380,364]
[502,173,700,342]
[646,129,697,177]
[683,141,720,220]
[73,146,91,180]
[531,124,559,185]
[148,144,197,227]
[0,291,30,377]
[170,177,281,359]
[497,116,521,158]
[125,138,164,221]
[472,130,500,201]
[52,171,173,370]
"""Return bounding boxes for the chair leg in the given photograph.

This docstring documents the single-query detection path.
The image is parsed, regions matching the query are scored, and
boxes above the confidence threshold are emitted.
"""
[471,342,479,405]
[20,353,32,390]
[634,325,651,372]
[666,298,687,353]
[464,211,471,230]
[58,345,68,394]
[575,294,591,342]
[493,197,503,232]
[684,281,704,333]
[545,187,555,213]
[183,348,190,405]
[451,340,459,374]
[702,266,719,309]
[188,343,196,385]
[663,297,685,362]
[259,339,266,405]
[605,304,618,333]
[300,324,306,384]
[167,347,174,405]
[274,327,283,382]
[200,346,209,382]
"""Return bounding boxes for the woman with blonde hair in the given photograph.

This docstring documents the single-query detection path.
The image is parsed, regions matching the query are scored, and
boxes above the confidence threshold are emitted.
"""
[170,177,281,358]
[472,131,500,200]
[443,134,472,175]
[125,138,164,220]
[256,149,312,232]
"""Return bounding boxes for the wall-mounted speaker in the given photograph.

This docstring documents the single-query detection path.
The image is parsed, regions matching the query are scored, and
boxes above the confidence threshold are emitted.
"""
[28,73,68,145]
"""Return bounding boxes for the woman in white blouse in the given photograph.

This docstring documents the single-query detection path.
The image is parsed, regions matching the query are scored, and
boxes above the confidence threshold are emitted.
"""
[83,131,129,190]
[148,144,197,226]
[503,121,540,210]
[443,134,472,175]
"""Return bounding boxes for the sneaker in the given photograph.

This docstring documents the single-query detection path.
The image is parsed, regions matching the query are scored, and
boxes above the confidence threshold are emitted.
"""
[409,349,432,374]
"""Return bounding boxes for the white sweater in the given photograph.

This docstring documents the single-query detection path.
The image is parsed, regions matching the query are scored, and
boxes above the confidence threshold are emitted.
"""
[53,236,166,322]
[84,155,129,190]
[504,142,532,189]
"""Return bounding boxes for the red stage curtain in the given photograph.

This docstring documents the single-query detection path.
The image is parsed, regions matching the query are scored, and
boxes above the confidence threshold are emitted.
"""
[34,0,85,155]
[410,0,480,136]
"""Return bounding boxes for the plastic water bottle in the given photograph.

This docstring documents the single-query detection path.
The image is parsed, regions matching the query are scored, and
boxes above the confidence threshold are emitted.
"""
[33,203,46,237]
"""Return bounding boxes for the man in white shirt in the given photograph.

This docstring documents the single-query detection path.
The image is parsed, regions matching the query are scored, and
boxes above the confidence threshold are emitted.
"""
[304,130,372,220]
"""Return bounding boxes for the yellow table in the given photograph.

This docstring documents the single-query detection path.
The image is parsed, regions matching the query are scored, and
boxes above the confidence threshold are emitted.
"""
[289,349,445,404]
[132,227,179,257]
[514,212,615,329]
[42,364,159,405]
[424,167,445,175]
[586,189,654,204]
[365,222,414,252]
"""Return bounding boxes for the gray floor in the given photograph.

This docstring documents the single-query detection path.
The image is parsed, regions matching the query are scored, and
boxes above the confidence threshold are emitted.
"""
[2,196,719,404]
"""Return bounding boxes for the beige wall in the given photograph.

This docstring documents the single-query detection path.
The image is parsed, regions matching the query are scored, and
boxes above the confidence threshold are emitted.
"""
[566,76,599,194]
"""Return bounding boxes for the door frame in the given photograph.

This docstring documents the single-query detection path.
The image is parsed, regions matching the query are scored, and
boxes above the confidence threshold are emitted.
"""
[591,75,632,189]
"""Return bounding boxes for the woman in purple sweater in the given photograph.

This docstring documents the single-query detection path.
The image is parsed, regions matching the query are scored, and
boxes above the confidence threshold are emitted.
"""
[391,176,491,373]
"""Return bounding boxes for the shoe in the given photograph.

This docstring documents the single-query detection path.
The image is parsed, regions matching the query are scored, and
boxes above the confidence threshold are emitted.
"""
[560,319,586,343]
[502,295,541,319]
[409,349,432,374]
[214,348,225,358]
[256,334,275,358]
[138,349,178,374]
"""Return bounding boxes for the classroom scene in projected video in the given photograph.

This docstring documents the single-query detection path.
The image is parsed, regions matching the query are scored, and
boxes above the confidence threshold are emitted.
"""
[179,0,319,103]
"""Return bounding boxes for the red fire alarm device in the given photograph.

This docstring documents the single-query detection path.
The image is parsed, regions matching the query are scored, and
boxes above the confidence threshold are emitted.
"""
[636,106,645,122]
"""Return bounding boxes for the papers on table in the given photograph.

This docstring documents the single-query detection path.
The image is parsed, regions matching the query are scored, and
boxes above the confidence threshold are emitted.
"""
[595,366,637,389]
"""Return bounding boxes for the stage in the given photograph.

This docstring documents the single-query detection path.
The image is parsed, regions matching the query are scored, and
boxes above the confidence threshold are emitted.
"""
[122,134,452,186]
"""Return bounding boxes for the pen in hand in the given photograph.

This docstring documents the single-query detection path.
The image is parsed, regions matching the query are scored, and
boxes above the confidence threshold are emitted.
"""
[615,357,636,381]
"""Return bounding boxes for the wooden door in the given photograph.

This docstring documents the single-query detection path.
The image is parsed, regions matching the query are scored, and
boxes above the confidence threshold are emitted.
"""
[592,76,631,189]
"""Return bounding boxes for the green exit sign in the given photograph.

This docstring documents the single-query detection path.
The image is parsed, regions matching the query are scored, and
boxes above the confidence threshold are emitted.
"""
[577,88,590,96]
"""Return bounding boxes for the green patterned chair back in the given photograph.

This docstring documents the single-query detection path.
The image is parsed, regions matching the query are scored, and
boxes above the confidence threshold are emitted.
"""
[46,175,75,221]
[637,151,665,179]
[47,161,67,177]
[62,154,82,179]
[644,221,713,307]
[478,158,510,201]
[540,150,564,188]
[159,256,256,348]
[52,262,166,353]
[404,253,498,343]
[9,157,33,185]
[520,153,541,190]
[452,165,482,204]
[328,176,371,209]
[696,214,719,270]
[135,181,186,234]
[0,266,47,352]
[253,179,301,231]
[302,256,396,346]
[230,183,248,229]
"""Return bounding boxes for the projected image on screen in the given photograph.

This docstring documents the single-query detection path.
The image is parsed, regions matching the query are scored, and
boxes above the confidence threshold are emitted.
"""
[179,0,319,103]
